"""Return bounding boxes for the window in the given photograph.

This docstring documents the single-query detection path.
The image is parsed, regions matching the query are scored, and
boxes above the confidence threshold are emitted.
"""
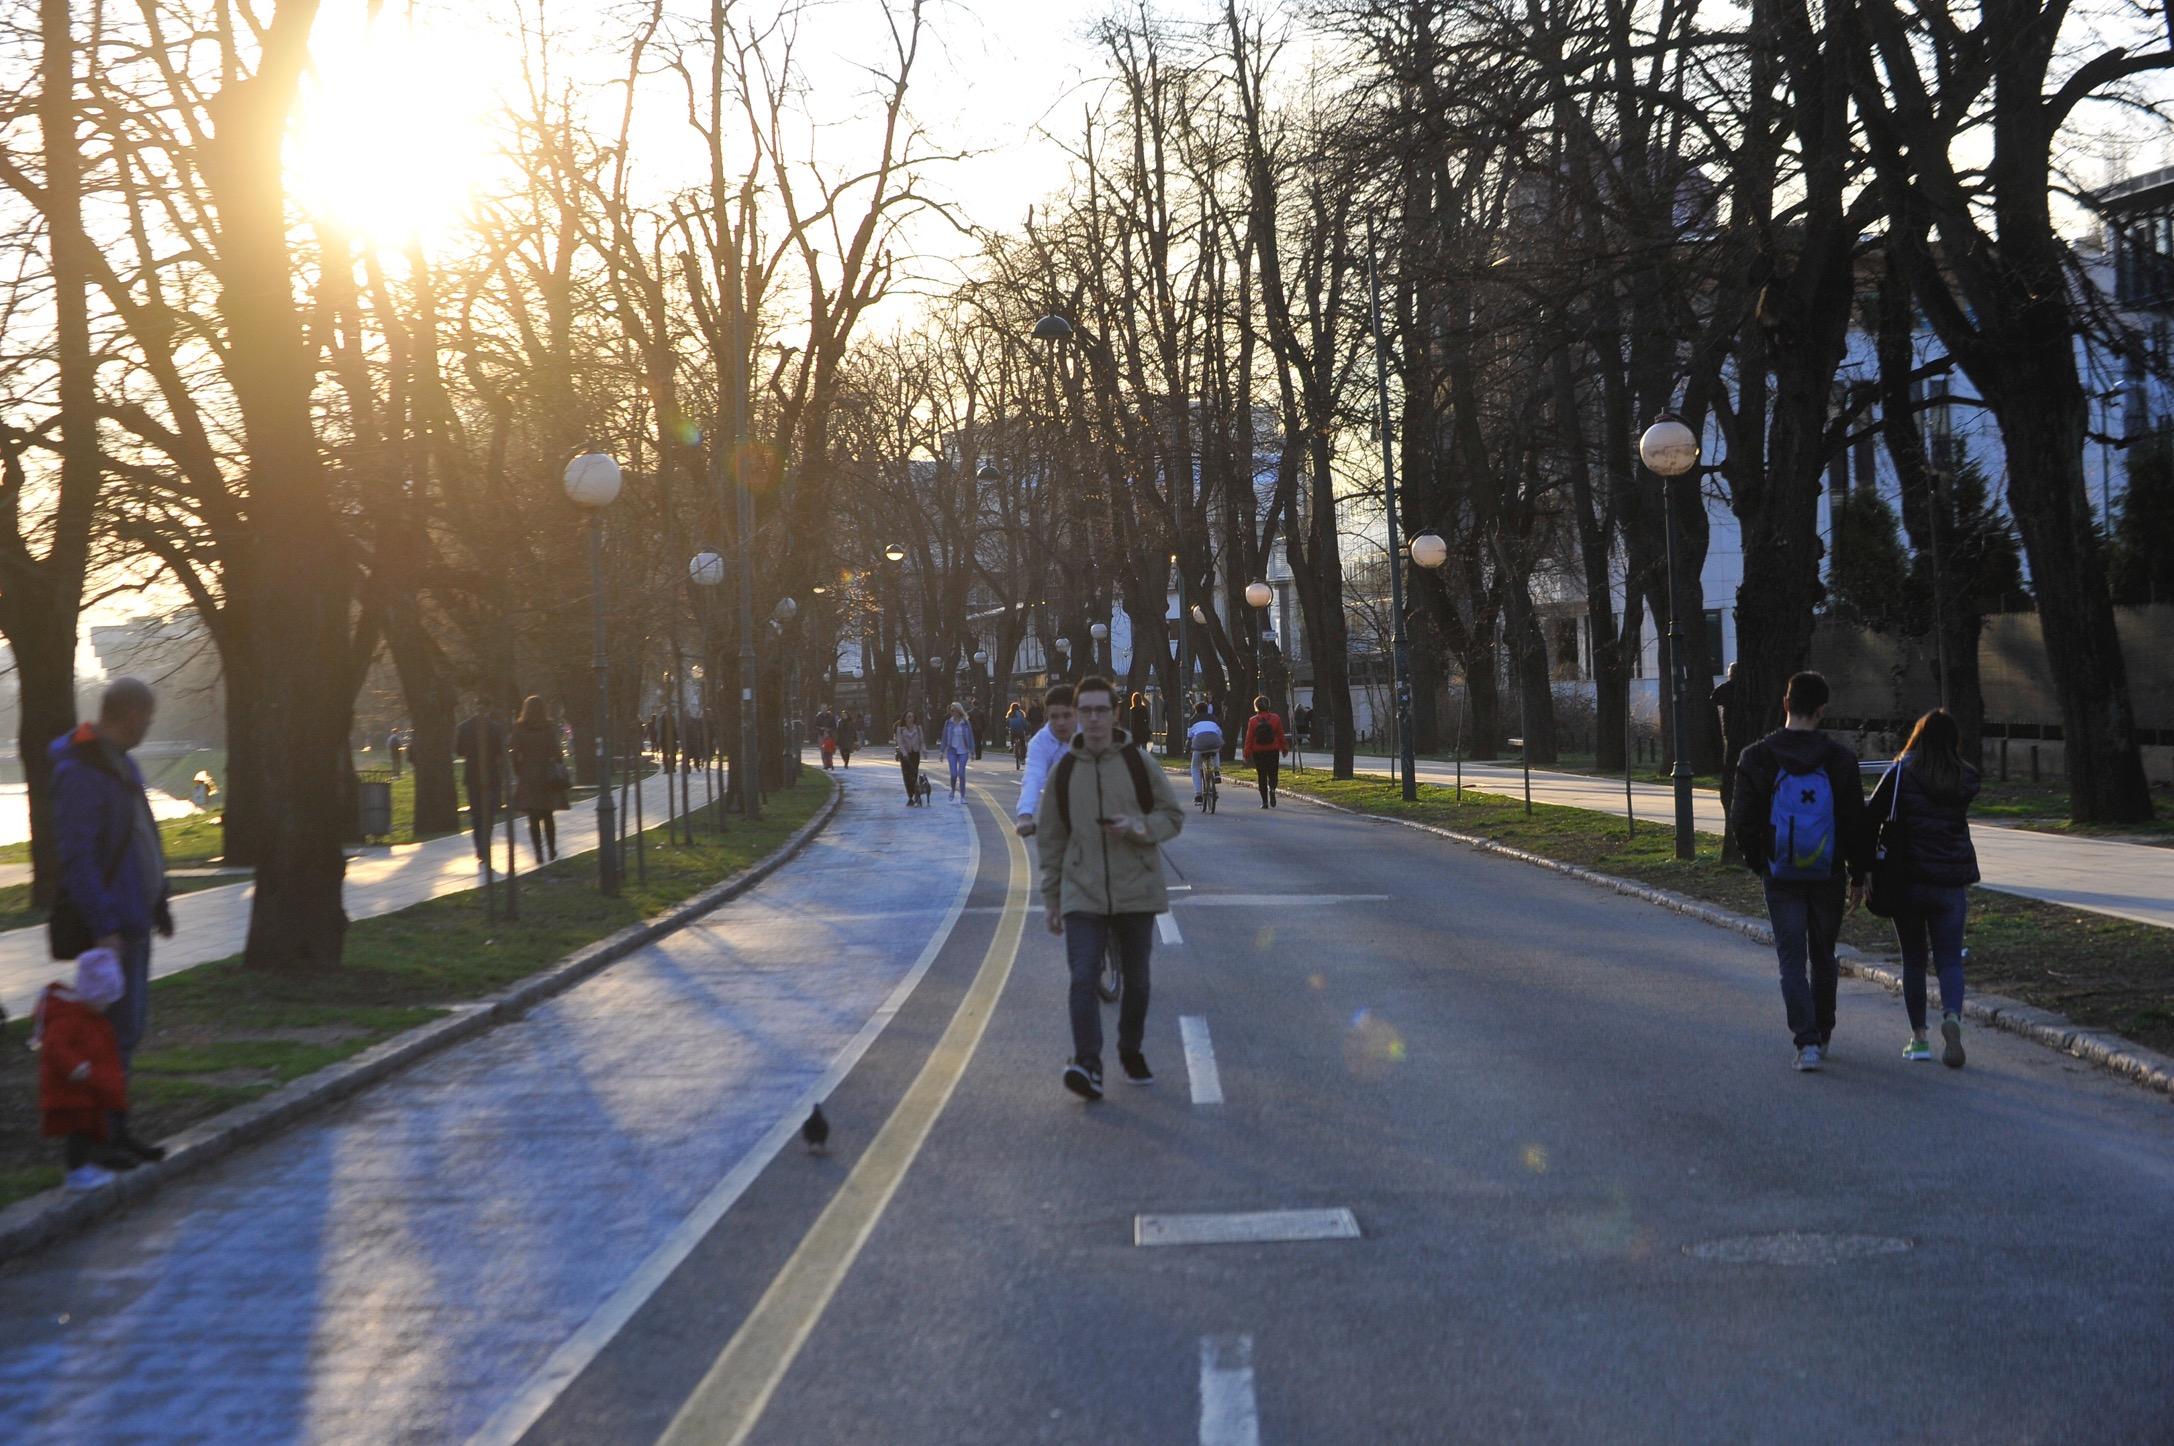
[1704,609,1726,676]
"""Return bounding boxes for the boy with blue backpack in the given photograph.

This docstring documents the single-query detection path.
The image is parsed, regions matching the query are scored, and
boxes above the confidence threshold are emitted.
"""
[1728,671,1873,1072]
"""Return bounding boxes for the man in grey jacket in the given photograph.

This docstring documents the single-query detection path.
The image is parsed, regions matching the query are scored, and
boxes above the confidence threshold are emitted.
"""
[1035,676,1185,1101]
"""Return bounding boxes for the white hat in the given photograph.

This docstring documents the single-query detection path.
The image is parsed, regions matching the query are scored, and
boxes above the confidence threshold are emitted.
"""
[74,949,124,1009]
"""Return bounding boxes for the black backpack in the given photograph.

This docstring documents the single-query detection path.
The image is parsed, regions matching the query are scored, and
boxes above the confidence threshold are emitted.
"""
[1052,745,1155,832]
[1251,717,1277,751]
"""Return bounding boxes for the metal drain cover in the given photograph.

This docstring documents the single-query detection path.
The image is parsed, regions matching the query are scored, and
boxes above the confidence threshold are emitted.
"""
[1685,1231,1914,1265]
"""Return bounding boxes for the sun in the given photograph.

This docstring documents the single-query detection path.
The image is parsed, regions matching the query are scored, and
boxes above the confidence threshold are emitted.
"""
[289,12,494,249]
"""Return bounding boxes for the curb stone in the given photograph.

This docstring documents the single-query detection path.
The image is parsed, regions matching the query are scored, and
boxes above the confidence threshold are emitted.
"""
[0,778,844,1267]
[1285,787,2174,1101]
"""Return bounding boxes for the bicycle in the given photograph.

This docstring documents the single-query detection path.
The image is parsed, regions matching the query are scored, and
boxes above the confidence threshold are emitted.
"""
[1011,732,1028,769]
[1196,760,1219,814]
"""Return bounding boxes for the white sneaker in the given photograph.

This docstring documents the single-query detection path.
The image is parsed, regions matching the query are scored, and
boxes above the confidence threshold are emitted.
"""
[65,1163,116,1193]
[1794,1045,1823,1072]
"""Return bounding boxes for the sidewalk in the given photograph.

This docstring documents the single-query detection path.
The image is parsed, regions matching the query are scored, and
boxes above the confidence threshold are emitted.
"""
[0,771,686,1020]
[1348,753,2174,932]
[0,766,976,1442]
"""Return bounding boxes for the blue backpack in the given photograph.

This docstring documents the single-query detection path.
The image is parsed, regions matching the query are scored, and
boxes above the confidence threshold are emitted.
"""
[1768,764,1837,881]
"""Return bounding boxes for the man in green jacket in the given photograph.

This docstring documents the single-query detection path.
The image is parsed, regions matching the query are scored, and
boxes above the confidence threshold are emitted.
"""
[1035,675,1186,1100]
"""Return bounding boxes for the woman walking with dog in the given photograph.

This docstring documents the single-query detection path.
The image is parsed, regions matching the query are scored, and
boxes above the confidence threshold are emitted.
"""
[894,711,926,806]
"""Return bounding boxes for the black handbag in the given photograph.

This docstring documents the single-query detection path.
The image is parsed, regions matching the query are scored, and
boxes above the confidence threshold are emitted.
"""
[1864,763,1908,920]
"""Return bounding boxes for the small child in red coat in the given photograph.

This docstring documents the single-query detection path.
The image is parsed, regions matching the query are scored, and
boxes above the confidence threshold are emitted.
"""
[35,949,130,1192]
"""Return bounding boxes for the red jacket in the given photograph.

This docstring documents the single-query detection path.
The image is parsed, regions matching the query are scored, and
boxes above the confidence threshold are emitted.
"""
[1243,711,1288,759]
[37,987,125,1139]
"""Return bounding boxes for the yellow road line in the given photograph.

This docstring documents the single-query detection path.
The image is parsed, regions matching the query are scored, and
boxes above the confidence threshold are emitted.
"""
[657,784,1029,1446]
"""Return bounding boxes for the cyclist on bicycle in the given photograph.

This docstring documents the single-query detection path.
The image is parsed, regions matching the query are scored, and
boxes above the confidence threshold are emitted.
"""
[1185,701,1224,804]
[1005,701,1029,768]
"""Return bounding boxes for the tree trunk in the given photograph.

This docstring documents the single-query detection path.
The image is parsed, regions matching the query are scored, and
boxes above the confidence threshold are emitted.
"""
[2002,413,2153,820]
[14,629,77,906]
[1503,582,1558,765]
[213,5,353,973]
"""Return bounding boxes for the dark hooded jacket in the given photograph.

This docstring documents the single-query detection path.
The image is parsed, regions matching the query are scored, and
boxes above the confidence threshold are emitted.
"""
[1729,726,1874,883]
[1866,757,1981,887]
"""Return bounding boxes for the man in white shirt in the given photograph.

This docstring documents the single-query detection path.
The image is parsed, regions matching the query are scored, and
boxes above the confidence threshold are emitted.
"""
[1015,684,1078,836]
[1185,701,1225,801]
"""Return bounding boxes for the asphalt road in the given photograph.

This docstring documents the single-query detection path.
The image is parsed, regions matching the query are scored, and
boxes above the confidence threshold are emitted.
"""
[524,762,2174,1444]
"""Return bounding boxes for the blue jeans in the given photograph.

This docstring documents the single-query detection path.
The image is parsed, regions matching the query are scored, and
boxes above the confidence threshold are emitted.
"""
[946,749,969,795]
[1063,913,1154,1070]
[112,930,152,1069]
[1763,879,1843,1048]
[1892,883,1967,1031]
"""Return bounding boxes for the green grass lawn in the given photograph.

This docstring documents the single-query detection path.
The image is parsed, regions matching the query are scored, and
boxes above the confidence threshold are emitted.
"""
[0,772,831,1210]
[1223,763,2174,1060]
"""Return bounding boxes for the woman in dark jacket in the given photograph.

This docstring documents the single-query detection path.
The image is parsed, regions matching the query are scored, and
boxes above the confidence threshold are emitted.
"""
[1868,709,1979,1068]
[1128,692,1154,753]
[511,695,569,863]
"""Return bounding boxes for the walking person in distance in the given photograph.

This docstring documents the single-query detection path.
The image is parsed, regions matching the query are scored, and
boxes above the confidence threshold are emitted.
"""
[1243,694,1287,808]
[1728,671,1872,1072]
[1128,691,1154,753]
[894,711,925,805]
[511,695,569,864]
[834,708,859,768]
[1869,709,1979,1068]
[1014,685,1077,835]
[456,700,509,864]
[941,702,974,801]
[1034,675,1185,1100]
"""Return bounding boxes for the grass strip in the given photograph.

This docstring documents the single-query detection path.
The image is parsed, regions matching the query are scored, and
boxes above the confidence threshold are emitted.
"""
[0,773,830,1208]
[1198,760,2174,1058]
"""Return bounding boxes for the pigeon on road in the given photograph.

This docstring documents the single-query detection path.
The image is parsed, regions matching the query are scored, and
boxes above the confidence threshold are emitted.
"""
[801,1104,830,1155]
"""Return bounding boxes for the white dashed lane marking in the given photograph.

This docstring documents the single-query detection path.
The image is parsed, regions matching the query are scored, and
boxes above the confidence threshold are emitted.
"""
[1199,1335,1261,1446]
[1180,1016,1223,1105]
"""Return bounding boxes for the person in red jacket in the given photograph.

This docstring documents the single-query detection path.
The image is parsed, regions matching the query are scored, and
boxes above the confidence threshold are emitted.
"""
[36,949,132,1192]
[1242,695,1288,810]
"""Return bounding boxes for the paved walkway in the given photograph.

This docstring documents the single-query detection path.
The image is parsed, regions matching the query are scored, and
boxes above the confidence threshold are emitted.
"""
[0,766,974,1443]
[0,772,687,1020]
[1346,753,2174,931]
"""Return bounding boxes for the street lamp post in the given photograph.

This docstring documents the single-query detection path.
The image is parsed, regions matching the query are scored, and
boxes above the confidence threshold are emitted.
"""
[1638,413,1702,862]
[1090,620,1109,671]
[566,447,623,895]
[974,648,990,749]
[690,550,726,831]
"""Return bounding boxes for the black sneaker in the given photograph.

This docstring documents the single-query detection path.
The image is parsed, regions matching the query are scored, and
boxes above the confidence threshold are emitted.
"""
[1119,1050,1154,1085]
[1063,1060,1104,1101]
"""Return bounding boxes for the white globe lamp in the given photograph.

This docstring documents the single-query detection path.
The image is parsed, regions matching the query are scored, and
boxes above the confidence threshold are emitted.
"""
[1410,532,1450,570]
[1638,414,1700,478]
[563,449,622,509]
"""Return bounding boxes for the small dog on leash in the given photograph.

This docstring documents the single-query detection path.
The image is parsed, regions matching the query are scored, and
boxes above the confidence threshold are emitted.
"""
[914,772,933,806]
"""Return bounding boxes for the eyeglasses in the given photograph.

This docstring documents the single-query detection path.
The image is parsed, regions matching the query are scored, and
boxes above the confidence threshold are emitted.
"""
[1075,705,1115,717]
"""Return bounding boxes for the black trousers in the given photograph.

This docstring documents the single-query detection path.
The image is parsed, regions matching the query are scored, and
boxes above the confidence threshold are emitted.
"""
[1253,752,1281,804]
